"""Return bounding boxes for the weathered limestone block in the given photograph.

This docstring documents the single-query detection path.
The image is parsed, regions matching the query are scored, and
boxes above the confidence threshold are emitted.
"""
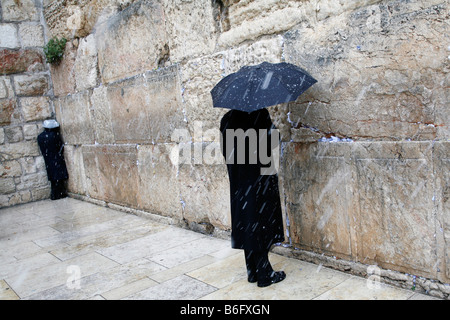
[353,142,436,276]
[4,126,23,143]
[19,156,36,174]
[162,0,217,61]
[19,190,32,202]
[20,96,51,122]
[44,1,91,39]
[0,24,19,48]
[1,0,39,21]
[31,186,51,201]
[23,123,39,140]
[136,144,182,219]
[80,145,101,199]
[107,66,185,144]
[49,41,77,97]
[282,141,440,278]
[434,142,450,282]
[0,178,16,194]
[0,159,22,177]
[0,99,20,126]
[0,77,14,99]
[218,0,305,48]
[15,171,48,191]
[75,35,99,91]
[63,144,87,195]
[314,0,384,21]
[43,0,139,39]
[13,74,49,96]
[101,145,139,206]
[178,147,231,230]
[0,140,40,160]
[218,0,440,49]
[180,53,227,141]
[221,36,284,73]
[281,142,356,259]
[0,49,45,75]
[54,90,95,145]
[90,85,114,144]
[284,1,448,141]
[18,24,45,47]
[96,0,169,84]
[217,0,386,48]
[434,47,450,140]
[81,145,139,206]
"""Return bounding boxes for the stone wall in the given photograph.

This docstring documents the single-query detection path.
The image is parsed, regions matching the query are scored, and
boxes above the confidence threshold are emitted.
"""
[0,0,53,206]
[41,0,448,294]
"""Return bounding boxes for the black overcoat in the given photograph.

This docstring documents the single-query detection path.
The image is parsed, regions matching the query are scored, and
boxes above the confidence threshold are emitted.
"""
[220,109,285,251]
[37,128,69,181]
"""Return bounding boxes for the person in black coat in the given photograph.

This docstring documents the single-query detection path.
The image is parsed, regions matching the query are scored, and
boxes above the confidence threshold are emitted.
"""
[37,119,68,200]
[220,108,286,287]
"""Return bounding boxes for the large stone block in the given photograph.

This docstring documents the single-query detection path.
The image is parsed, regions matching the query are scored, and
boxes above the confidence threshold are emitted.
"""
[80,145,101,199]
[63,144,87,196]
[20,96,51,122]
[179,53,227,140]
[284,1,448,141]
[96,145,139,206]
[0,49,45,75]
[136,144,182,219]
[15,171,48,191]
[0,140,40,160]
[82,145,139,206]
[13,74,49,96]
[0,177,16,194]
[107,66,186,144]
[434,142,450,282]
[18,23,45,47]
[282,141,441,277]
[217,0,305,48]
[1,0,39,21]
[0,24,19,48]
[54,90,95,145]
[4,126,23,143]
[43,0,137,39]
[0,159,22,177]
[96,0,169,84]
[90,85,114,144]
[0,99,20,126]
[49,41,77,97]
[162,0,217,61]
[281,142,356,259]
[178,146,231,230]
[0,77,14,99]
[216,0,386,48]
[75,35,99,91]
[352,142,436,276]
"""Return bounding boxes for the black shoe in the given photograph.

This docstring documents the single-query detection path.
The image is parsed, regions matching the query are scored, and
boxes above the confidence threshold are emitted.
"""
[257,271,286,288]
[248,273,257,283]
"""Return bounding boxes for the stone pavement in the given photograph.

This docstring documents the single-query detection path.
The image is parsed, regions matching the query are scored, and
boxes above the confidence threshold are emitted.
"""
[0,198,438,300]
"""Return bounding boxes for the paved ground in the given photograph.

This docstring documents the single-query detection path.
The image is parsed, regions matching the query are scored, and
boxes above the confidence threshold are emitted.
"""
[0,198,437,300]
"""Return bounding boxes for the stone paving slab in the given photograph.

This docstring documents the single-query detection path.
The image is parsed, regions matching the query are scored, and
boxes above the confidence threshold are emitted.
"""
[0,198,439,300]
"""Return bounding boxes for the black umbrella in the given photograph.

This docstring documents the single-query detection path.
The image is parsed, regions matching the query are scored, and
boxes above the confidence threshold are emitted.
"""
[211,61,317,112]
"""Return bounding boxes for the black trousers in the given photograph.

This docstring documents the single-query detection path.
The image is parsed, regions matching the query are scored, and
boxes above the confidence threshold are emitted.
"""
[50,180,67,200]
[244,249,273,281]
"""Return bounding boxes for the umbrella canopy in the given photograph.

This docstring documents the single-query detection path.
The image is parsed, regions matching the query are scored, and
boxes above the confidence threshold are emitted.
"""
[211,61,317,112]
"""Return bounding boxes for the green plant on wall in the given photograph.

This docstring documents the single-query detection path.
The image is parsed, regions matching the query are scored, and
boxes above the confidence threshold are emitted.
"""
[44,37,67,65]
